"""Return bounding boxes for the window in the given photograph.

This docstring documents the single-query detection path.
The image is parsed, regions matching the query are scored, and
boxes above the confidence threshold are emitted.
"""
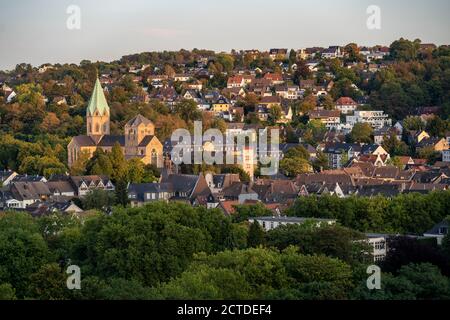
[439,227,448,235]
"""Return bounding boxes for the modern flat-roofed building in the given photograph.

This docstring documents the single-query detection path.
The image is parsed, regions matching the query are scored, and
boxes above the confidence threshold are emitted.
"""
[248,216,336,232]
[346,110,392,129]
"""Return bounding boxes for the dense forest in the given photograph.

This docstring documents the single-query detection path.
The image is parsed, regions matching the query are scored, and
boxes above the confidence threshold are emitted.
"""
[0,200,449,300]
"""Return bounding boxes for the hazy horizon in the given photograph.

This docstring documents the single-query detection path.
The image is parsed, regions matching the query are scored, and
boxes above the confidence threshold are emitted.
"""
[1,0,449,71]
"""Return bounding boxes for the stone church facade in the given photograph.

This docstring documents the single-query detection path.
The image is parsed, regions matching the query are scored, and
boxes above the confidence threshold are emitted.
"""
[67,78,163,168]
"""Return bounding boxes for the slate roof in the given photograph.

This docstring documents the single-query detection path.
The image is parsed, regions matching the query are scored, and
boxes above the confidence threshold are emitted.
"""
[95,135,124,147]
[72,135,96,147]
[138,135,157,147]
[222,182,257,199]
[424,220,449,236]
[128,183,174,202]
[161,174,200,194]
[357,184,401,197]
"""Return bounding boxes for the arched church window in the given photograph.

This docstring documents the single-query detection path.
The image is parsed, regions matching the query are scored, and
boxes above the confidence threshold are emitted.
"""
[95,123,100,133]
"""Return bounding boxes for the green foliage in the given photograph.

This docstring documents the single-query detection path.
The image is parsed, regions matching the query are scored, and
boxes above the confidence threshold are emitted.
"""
[266,224,371,265]
[353,263,450,300]
[0,283,16,300]
[28,263,72,300]
[232,203,272,223]
[0,213,50,297]
[348,123,373,144]
[247,221,266,248]
[73,203,239,287]
[287,191,450,234]
[81,189,116,211]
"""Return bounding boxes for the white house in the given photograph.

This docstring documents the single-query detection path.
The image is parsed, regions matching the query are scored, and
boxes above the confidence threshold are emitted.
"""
[346,110,392,129]
[335,97,358,114]
[365,234,389,262]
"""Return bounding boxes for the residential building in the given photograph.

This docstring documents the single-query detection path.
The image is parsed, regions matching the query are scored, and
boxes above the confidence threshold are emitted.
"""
[128,183,174,207]
[248,216,336,232]
[423,219,449,245]
[335,97,358,114]
[346,110,392,129]
[309,110,341,129]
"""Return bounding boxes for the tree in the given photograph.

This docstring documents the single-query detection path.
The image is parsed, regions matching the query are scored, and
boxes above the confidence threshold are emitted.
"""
[382,236,450,276]
[86,149,113,177]
[382,134,409,156]
[269,105,282,124]
[174,99,201,123]
[247,221,265,248]
[16,83,45,108]
[82,189,116,211]
[115,179,130,207]
[284,146,310,160]
[70,150,91,176]
[108,143,128,182]
[0,213,49,297]
[312,151,329,172]
[28,263,72,300]
[403,116,426,131]
[232,203,272,223]
[349,123,373,143]
[0,283,16,300]
[40,112,61,133]
[300,95,317,114]
[353,263,450,300]
[280,158,312,177]
[156,264,252,300]
[266,224,371,265]
[344,43,362,62]
[389,38,421,61]
[127,158,145,183]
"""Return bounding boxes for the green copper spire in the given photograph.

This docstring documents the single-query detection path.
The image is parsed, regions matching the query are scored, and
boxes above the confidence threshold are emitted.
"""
[87,77,109,116]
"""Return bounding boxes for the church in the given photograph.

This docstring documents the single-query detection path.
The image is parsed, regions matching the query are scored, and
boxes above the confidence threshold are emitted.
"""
[67,78,163,168]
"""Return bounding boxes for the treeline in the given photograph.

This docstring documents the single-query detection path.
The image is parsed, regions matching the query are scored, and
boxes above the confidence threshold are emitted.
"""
[286,191,450,234]
[1,202,449,300]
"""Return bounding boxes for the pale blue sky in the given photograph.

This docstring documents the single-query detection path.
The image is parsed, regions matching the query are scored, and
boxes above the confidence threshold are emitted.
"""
[0,0,449,70]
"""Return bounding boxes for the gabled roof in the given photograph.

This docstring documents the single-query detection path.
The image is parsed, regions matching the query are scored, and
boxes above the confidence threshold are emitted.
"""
[97,135,125,147]
[128,183,174,202]
[336,97,357,105]
[424,219,449,236]
[161,174,201,195]
[71,135,97,147]
[87,78,109,116]
[10,182,51,201]
[126,115,153,127]
[138,135,158,147]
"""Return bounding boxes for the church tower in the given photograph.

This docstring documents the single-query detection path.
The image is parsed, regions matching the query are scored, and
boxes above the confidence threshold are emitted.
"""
[86,77,110,138]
